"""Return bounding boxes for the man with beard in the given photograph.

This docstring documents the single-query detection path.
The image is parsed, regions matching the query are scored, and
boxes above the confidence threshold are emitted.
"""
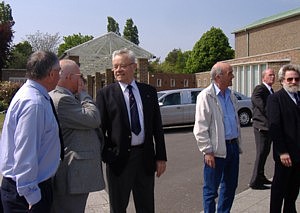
[267,64,300,213]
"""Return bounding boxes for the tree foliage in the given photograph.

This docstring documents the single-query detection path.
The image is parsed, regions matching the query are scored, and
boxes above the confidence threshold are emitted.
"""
[57,33,93,57]
[186,27,234,73]
[0,1,14,72]
[160,49,190,73]
[123,18,139,45]
[107,16,121,36]
[26,30,61,53]
[6,41,32,68]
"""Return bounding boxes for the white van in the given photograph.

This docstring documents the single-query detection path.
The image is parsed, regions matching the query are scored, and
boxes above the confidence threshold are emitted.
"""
[157,88,252,127]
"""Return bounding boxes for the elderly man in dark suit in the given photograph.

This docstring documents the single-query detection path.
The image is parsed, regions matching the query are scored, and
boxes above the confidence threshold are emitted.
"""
[267,64,300,213]
[96,48,167,213]
[50,59,105,213]
[249,68,275,190]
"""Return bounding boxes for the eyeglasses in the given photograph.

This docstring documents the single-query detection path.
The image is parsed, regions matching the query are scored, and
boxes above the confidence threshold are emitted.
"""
[285,77,300,82]
[112,63,134,71]
[72,73,83,77]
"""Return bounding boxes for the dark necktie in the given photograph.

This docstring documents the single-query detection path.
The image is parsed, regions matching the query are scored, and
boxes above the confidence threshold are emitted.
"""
[50,98,64,160]
[127,85,141,135]
[294,93,300,107]
[270,88,274,94]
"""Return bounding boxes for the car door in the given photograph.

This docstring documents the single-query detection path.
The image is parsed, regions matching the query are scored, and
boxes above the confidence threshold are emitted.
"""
[159,92,184,126]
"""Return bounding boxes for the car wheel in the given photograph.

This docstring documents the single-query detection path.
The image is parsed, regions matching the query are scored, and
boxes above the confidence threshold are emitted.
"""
[238,109,251,127]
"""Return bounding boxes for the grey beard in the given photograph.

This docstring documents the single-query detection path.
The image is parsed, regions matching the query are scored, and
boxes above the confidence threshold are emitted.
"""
[283,84,300,93]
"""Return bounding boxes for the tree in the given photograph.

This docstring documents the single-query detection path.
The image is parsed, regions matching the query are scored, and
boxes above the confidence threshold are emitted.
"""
[159,49,191,73]
[6,41,32,68]
[57,33,93,57]
[107,16,121,36]
[0,1,14,78]
[186,27,234,73]
[123,18,139,45]
[26,30,61,53]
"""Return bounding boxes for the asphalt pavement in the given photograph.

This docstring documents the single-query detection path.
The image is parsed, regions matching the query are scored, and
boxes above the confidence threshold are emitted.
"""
[85,187,300,213]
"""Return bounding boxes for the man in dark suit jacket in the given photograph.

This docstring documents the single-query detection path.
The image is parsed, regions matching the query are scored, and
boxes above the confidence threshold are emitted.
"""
[96,48,167,213]
[267,64,300,213]
[249,68,275,190]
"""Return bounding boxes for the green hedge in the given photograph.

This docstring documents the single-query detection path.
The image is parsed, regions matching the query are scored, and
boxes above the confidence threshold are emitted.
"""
[0,81,22,111]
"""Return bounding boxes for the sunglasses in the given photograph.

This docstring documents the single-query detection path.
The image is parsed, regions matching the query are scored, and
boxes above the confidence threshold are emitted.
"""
[285,77,300,82]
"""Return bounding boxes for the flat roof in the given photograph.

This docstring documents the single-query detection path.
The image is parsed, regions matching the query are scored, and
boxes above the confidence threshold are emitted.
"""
[232,7,300,34]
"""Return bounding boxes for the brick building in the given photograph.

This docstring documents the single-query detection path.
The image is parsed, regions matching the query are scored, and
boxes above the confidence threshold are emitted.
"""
[228,7,300,96]
[194,7,300,96]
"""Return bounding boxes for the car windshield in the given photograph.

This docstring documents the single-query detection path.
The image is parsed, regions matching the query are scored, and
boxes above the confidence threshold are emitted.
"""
[157,92,166,99]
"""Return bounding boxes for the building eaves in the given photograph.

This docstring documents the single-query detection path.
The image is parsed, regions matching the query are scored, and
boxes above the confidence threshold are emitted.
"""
[232,7,300,34]
[62,32,155,59]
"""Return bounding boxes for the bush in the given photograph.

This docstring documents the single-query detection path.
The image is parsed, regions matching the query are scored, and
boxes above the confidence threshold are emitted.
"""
[0,81,22,111]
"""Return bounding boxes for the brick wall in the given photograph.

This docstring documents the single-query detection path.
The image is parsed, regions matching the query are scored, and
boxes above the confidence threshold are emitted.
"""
[235,15,300,58]
[2,69,26,82]
[148,72,196,91]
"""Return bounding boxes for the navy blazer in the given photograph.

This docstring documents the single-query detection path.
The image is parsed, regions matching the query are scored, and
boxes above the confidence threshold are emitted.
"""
[96,82,167,176]
[267,88,300,163]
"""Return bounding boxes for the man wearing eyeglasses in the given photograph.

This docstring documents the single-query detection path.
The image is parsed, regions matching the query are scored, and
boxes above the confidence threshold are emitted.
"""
[49,59,105,212]
[267,64,300,212]
[96,48,167,213]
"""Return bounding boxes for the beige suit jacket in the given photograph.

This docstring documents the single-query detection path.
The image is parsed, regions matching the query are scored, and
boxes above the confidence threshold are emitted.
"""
[49,86,105,194]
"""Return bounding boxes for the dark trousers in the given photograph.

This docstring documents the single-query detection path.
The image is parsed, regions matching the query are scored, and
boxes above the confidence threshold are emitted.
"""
[1,177,53,213]
[0,190,3,213]
[270,161,300,213]
[107,147,155,213]
[250,128,272,186]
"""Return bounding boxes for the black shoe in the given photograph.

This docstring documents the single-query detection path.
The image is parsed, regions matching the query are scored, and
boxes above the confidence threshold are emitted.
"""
[262,179,272,185]
[249,184,270,190]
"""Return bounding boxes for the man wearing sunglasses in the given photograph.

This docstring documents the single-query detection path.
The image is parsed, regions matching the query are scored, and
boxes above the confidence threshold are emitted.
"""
[267,64,300,213]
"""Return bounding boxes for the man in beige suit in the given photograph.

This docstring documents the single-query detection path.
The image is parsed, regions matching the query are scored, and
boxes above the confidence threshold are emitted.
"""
[50,59,105,213]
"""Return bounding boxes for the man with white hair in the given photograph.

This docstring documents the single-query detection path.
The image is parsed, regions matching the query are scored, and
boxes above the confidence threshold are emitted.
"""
[267,64,300,212]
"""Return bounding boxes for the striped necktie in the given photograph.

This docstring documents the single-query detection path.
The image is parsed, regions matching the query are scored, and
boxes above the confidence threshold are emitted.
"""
[294,93,300,107]
[127,85,141,135]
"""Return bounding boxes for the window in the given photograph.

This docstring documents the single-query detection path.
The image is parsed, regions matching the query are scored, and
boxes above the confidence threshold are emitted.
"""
[184,79,189,87]
[197,79,201,87]
[156,79,162,87]
[163,93,180,105]
[170,79,175,87]
[191,90,201,103]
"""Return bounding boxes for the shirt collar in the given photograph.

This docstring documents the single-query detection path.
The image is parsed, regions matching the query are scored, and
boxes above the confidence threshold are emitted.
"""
[262,82,272,91]
[213,83,230,97]
[119,80,137,92]
[26,79,50,100]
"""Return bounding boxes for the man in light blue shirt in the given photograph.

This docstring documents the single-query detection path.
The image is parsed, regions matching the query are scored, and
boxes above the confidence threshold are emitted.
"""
[194,62,242,213]
[0,51,61,212]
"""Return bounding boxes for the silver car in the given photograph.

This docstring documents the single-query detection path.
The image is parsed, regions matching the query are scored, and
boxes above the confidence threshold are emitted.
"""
[157,88,252,127]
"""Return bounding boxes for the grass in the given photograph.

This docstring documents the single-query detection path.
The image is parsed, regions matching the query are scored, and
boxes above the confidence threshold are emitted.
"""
[0,113,5,132]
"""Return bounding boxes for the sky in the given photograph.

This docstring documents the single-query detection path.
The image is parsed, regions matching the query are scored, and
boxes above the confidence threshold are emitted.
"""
[4,0,300,60]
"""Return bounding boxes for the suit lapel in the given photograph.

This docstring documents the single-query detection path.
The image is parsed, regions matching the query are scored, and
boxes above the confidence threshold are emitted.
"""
[112,83,131,130]
[136,82,152,131]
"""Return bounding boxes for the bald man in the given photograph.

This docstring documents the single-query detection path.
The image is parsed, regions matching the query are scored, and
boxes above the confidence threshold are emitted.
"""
[249,68,275,190]
[49,59,105,213]
[193,62,242,213]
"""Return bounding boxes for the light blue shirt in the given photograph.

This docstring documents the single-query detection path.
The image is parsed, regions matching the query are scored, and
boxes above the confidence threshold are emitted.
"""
[214,84,239,140]
[0,79,61,205]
